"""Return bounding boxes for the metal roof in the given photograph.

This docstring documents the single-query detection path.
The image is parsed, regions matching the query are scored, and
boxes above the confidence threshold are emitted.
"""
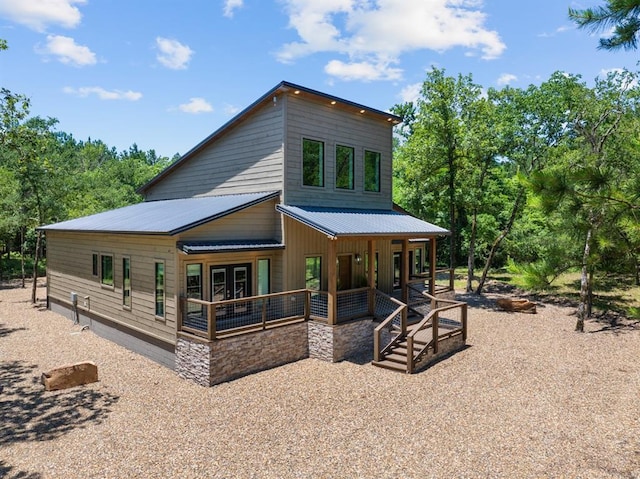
[40,191,280,235]
[276,205,449,239]
[178,240,284,254]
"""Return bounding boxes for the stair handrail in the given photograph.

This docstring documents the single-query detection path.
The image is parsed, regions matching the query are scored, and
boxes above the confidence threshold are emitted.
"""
[406,291,467,372]
[373,290,407,362]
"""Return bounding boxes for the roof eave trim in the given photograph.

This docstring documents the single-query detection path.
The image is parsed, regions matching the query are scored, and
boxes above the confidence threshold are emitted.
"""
[276,204,337,239]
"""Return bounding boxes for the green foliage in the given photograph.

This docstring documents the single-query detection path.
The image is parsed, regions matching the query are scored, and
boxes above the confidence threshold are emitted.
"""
[569,0,640,50]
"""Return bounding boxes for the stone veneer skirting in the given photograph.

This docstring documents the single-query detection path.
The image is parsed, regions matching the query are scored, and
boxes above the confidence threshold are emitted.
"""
[413,334,465,372]
[176,319,375,386]
[176,321,309,386]
[308,319,374,362]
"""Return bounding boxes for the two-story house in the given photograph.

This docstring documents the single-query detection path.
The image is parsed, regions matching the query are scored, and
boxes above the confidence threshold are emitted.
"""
[41,81,467,386]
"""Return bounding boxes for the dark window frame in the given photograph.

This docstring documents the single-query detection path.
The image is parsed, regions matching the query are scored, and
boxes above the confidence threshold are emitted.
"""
[364,149,381,192]
[302,138,325,187]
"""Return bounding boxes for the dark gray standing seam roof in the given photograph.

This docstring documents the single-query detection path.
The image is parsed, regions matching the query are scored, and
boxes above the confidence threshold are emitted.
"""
[40,191,280,235]
[276,205,449,239]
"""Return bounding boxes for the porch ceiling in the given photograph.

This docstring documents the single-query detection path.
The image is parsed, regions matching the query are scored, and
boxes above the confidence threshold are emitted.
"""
[276,204,449,239]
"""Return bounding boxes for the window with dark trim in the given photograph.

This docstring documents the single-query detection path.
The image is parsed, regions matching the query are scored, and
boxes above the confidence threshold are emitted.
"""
[257,258,270,296]
[155,262,165,318]
[364,150,381,192]
[122,257,131,308]
[303,138,324,187]
[305,256,322,291]
[186,263,202,314]
[100,254,113,287]
[335,144,354,190]
[92,253,99,277]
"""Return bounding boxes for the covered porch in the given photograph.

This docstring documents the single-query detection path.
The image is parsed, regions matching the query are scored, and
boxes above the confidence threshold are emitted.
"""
[175,204,468,385]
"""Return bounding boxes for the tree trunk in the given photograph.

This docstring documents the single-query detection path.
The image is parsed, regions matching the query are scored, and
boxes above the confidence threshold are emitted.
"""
[466,208,478,292]
[576,228,593,332]
[20,227,25,288]
[31,230,41,304]
[475,189,525,294]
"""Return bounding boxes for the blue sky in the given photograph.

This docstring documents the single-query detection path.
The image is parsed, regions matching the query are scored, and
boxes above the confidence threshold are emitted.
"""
[0,0,637,158]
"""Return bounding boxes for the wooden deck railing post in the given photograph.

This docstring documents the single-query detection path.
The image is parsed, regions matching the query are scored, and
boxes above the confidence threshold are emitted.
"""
[449,268,455,292]
[407,335,414,373]
[208,303,215,340]
[462,303,468,342]
[373,327,380,362]
[401,306,407,335]
[261,298,267,330]
[304,290,310,319]
[432,311,439,354]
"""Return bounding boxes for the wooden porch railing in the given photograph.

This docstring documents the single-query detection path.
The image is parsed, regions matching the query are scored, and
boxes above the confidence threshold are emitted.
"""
[408,267,455,294]
[179,287,376,340]
[179,289,309,340]
[405,291,467,373]
[373,290,407,362]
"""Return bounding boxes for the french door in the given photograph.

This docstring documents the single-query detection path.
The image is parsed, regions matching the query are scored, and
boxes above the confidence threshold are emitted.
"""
[210,264,251,316]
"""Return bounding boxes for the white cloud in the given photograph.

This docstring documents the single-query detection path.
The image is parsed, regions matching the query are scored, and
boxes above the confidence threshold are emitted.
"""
[224,104,240,115]
[156,37,193,70]
[223,0,243,18]
[324,59,402,81]
[277,0,505,82]
[178,97,213,114]
[497,73,517,86]
[399,82,422,103]
[0,0,85,32]
[63,86,142,101]
[38,35,96,66]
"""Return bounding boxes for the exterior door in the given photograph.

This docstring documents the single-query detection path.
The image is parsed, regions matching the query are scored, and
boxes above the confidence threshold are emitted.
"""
[210,264,251,316]
[337,254,352,290]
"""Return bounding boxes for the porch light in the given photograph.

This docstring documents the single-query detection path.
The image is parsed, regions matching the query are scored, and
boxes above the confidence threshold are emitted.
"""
[355,253,362,264]
[360,109,365,114]
[331,100,336,105]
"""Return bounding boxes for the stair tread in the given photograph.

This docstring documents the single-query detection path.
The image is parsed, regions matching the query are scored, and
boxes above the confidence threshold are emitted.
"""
[372,359,407,373]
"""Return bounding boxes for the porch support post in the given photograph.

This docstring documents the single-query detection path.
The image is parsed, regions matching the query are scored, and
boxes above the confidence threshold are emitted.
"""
[327,237,337,325]
[401,238,409,303]
[429,237,437,295]
[367,239,375,315]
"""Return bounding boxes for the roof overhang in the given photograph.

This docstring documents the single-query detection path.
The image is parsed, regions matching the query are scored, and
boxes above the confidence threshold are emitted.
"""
[177,240,285,255]
[276,204,449,240]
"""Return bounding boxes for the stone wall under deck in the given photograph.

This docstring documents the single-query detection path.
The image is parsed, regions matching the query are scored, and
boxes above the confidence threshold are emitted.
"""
[176,321,309,386]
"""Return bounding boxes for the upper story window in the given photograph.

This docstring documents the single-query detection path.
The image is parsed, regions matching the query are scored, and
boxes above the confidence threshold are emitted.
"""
[335,145,354,190]
[364,150,381,192]
[303,138,324,187]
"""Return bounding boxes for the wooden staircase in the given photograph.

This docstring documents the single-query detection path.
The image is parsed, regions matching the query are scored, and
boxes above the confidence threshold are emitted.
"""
[371,325,434,373]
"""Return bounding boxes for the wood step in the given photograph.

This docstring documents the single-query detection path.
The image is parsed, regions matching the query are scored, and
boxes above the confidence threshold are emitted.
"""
[384,352,409,364]
[372,359,408,373]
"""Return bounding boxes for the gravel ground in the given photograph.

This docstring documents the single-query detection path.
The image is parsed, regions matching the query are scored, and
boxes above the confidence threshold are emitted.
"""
[1,280,640,479]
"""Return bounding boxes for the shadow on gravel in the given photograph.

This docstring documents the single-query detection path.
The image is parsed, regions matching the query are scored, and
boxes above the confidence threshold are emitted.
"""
[0,360,119,446]
[0,460,42,479]
[0,324,27,338]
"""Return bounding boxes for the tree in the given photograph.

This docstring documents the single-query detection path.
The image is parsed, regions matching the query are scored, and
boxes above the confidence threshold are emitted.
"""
[393,68,483,269]
[475,74,572,294]
[528,69,640,331]
[569,0,640,50]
